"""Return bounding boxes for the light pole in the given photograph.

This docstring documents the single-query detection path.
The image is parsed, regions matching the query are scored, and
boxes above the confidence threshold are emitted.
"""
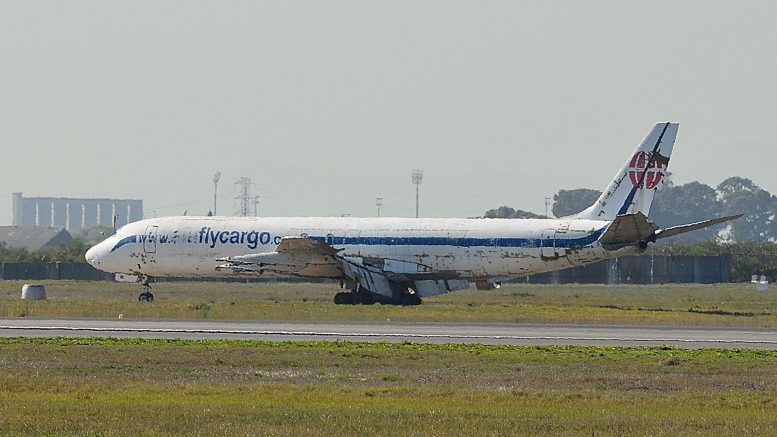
[411,169,423,218]
[376,197,383,217]
[213,171,221,215]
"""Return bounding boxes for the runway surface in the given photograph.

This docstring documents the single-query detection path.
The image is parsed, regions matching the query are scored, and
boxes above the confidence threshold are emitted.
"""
[1,317,776,348]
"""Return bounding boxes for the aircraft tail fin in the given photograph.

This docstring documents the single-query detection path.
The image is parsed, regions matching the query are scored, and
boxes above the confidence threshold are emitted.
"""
[577,122,679,220]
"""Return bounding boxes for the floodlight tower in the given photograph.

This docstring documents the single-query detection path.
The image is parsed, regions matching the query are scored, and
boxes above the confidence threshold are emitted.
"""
[411,169,423,218]
[544,196,551,218]
[212,171,222,215]
[254,195,260,216]
[376,197,384,217]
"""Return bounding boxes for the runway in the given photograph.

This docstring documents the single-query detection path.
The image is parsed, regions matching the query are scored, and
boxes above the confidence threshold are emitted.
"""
[1,317,776,348]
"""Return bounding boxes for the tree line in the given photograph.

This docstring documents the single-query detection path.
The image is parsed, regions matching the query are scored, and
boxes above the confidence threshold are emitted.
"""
[0,240,91,263]
[0,224,113,263]
[485,176,777,243]
[484,176,777,281]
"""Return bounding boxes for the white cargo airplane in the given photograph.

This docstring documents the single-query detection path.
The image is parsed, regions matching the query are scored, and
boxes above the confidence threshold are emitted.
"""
[86,122,740,304]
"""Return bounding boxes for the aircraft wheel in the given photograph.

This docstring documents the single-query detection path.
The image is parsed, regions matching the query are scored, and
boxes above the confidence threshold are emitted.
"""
[138,292,154,302]
[356,288,375,305]
[401,294,422,306]
[334,292,349,305]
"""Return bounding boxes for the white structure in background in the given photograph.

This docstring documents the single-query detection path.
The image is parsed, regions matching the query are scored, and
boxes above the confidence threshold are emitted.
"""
[21,284,46,300]
[752,275,770,291]
[12,193,143,231]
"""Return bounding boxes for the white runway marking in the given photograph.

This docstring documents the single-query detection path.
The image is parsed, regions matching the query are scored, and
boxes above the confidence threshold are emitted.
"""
[1,318,776,349]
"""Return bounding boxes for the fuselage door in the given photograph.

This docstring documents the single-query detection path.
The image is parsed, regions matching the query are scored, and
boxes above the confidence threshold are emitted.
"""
[540,229,557,258]
[144,225,158,254]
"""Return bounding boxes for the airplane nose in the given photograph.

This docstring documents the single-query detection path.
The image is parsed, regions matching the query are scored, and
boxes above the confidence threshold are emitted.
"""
[85,245,100,267]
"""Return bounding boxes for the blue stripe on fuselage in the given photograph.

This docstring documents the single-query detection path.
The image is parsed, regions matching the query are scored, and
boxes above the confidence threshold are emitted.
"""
[110,235,137,253]
[309,227,606,249]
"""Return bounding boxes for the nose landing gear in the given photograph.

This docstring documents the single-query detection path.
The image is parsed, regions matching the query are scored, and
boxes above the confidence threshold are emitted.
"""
[137,275,155,302]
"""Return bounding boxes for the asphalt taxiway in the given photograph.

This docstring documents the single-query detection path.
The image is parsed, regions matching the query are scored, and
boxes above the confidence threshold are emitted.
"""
[1,318,776,348]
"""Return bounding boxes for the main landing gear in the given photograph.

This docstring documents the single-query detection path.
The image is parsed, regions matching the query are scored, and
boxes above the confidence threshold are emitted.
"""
[333,284,422,306]
[138,275,154,302]
[334,285,375,305]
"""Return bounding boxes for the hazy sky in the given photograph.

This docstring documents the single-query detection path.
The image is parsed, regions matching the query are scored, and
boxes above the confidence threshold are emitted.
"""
[1,1,775,223]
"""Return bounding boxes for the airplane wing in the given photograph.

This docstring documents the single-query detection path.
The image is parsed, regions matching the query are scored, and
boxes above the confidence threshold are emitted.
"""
[216,237,342,277]
[217,236,470,298]
[276,236,341,255]
[599,212,743,250]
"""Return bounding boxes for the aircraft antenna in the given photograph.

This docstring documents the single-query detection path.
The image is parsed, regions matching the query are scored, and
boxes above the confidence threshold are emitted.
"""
[376,197,383,217]
[235,177,253,217]
[213,171,221,215]
[411,169,423,218]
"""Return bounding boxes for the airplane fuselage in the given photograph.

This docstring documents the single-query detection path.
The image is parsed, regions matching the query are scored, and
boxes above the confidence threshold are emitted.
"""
[89,215,636,281]
[88,122,731,305]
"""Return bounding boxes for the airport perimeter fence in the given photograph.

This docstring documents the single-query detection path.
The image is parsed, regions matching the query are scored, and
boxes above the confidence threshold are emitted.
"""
[0,254,733,284]
[522,254,732,285]
[0,262,114,281]
[0,262,331,284]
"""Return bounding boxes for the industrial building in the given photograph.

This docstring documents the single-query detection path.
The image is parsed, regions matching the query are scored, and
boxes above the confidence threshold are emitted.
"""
[12,193,143,231]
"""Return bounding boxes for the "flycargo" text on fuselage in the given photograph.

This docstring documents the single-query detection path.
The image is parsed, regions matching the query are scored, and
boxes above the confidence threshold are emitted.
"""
[197,227,282,249]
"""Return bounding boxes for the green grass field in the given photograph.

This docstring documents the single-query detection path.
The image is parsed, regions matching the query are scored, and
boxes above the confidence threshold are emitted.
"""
[2,281,776,434]
[1,338,776,436]
[1,280,776,327]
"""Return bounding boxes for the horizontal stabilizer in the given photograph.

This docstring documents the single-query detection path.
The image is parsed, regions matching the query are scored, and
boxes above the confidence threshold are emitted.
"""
[654,214,744,240]
[599,212,743,249]
[598,212,659,249]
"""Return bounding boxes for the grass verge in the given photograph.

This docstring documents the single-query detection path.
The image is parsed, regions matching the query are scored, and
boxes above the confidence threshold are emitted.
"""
[1,338,776,435]
[1,280,776,327]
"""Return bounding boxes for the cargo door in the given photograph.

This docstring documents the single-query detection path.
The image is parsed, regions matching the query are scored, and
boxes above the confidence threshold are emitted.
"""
[144,225,158,253]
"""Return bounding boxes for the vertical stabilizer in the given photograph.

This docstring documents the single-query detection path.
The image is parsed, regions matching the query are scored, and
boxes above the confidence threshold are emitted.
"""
[577,122,678,220]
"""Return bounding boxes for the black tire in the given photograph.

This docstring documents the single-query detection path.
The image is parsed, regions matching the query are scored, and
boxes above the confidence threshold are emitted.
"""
[334,292,347,305]
[146,293,154,302]
[357,291,375,305]
[401,294,422,306]
[138,293,147,302]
